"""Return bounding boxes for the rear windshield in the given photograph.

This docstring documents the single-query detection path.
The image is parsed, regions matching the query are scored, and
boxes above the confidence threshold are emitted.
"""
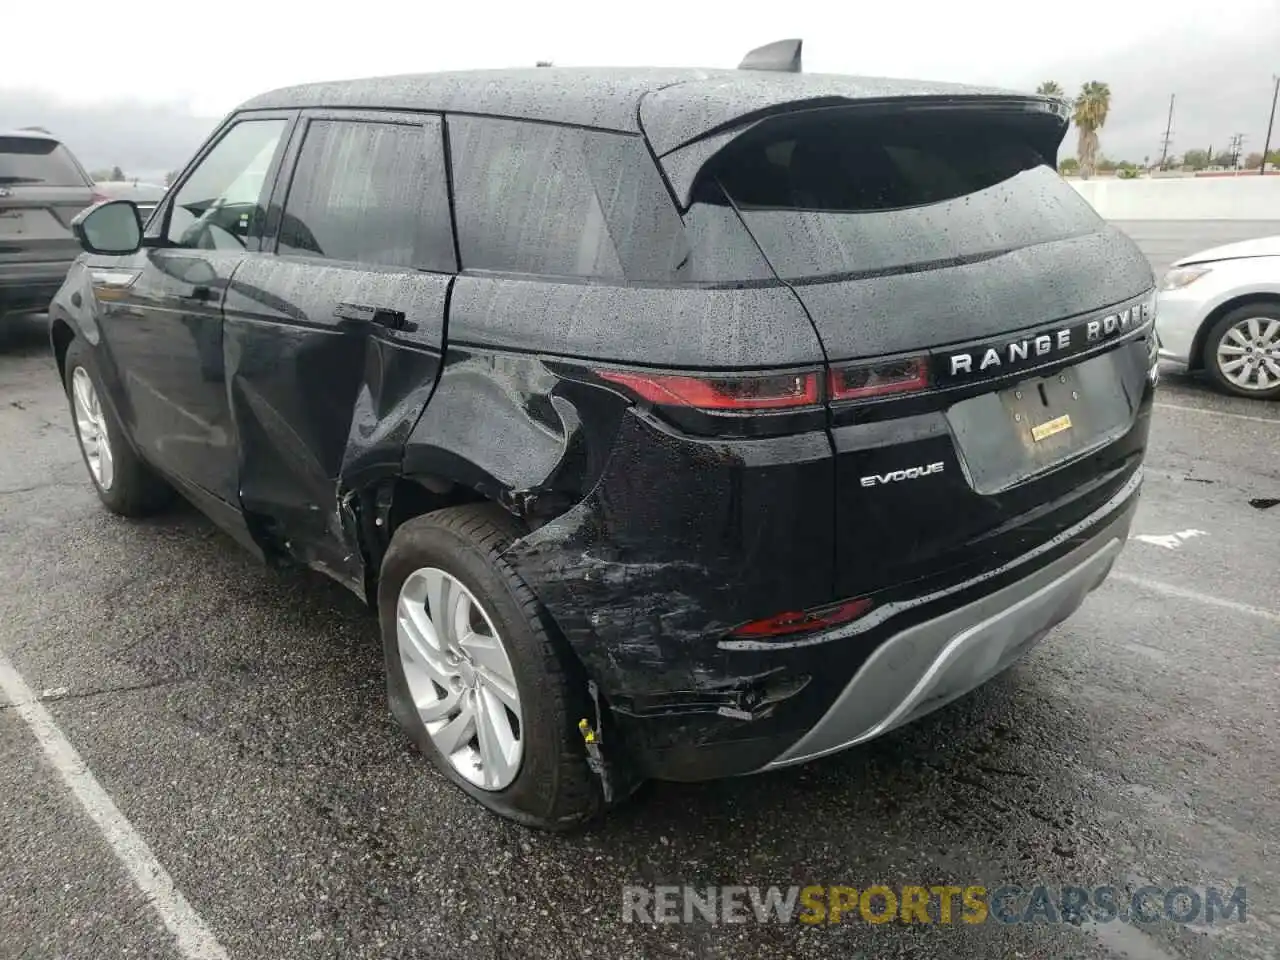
[702,108,1101,281]
[0,136,88,186]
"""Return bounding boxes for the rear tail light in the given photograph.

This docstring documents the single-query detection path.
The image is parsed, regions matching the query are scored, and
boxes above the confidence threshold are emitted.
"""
[828,356,930,401]
[598,355,930,414]
[726,597,874,640]
[598,370,820,411]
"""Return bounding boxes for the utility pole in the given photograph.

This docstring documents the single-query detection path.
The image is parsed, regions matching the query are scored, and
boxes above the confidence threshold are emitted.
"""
[1228,132,1246,170]
[1262,74,1279,175]
[1158,94,1175,168]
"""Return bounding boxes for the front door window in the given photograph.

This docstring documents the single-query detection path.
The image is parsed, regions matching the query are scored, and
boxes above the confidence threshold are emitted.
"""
[164,119,286,251]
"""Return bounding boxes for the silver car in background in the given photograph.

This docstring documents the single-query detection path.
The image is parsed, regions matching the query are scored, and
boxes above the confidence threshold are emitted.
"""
[90,180,167,225]
[1155,235,1280,400]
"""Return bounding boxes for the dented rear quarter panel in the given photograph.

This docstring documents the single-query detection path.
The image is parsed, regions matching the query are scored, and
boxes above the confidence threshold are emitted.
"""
[407,272,837,761]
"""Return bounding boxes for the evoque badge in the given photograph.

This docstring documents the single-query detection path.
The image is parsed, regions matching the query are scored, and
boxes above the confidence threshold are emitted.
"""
[860,462,945,487]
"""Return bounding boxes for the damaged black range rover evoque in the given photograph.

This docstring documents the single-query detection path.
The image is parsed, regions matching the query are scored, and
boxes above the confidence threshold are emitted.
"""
[50,44,1157,828]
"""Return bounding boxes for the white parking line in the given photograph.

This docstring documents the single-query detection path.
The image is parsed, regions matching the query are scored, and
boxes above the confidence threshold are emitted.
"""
[1154,401,1280,425]
[0,649,228,960]
[1110,572,1280,624]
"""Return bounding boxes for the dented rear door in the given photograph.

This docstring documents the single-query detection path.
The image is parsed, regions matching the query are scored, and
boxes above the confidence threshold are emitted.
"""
[226,110,456,590]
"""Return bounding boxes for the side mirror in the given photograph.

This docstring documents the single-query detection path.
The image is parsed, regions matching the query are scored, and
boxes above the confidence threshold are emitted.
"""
[72,200,143,255]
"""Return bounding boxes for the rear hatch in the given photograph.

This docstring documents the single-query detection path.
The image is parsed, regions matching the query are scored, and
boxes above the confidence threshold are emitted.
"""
[663,98,1156,598]
[0,134,95,266]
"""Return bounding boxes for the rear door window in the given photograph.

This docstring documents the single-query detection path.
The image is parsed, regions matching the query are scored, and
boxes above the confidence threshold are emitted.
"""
[277,118,455,272]
[0,137,88,186]
[704,109,1102,281]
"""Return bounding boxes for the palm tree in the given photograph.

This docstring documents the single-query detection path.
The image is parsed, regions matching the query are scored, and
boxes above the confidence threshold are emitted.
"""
[1036,81,1065,99]
[1073,81,1112,179]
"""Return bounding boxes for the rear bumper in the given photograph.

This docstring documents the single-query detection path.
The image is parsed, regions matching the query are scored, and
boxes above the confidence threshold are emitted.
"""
[763,495,1132,768]
[508,388,1147,781]
[0,259,75,310]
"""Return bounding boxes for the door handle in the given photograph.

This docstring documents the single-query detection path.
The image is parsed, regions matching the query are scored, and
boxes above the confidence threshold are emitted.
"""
[335,301,407,331]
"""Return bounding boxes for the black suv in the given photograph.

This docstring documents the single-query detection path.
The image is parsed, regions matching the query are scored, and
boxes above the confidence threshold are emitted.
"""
[50,54,1157,828]
[1,129,97,321]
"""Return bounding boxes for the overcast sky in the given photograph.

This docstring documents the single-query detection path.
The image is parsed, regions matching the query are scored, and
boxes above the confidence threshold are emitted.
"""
[4,0,1279,169]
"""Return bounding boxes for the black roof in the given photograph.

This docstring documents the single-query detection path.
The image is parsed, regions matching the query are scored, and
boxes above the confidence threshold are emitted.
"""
[239,67,1019,156]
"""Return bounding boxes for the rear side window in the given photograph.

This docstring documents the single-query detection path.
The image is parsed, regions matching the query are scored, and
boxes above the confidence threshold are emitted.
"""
[702,109,1102,281]
[0,137,88,186]
[278,118,455,272]
[449,116,774,284]
[448,117,623,279]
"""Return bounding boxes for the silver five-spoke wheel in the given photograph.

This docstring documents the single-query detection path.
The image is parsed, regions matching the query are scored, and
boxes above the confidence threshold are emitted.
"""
[71,367,114,490]
[396,567,523,790]
[1216,316,1280,392]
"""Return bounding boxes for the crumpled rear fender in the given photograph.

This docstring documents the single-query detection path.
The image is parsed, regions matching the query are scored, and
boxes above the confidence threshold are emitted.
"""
[401,349,631,526]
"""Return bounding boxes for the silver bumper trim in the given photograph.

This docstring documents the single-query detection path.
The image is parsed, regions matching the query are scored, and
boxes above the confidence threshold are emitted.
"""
[1156,348,1190,369]
[765,497,1137,768]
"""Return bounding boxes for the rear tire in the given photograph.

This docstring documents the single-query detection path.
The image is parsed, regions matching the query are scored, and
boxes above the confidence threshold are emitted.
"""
[1202,303,1280,400]
[378,504,606,830]
[63,338,173,516]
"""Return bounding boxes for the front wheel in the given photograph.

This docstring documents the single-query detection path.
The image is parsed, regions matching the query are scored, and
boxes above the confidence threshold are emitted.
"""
[63,338,173,516]
[378,504,607,829]
[1203,304,1280,400]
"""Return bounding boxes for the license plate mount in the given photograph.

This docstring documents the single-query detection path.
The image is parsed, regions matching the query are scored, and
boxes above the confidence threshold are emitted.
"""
[1001,369,1084,455]
[945,349,1143,495]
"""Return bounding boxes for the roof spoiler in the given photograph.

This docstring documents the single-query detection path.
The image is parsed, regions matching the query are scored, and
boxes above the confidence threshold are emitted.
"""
[738,39,802,73]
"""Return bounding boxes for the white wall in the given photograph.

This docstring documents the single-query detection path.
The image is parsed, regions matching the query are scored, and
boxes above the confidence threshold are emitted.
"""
[1069,177,1280,220]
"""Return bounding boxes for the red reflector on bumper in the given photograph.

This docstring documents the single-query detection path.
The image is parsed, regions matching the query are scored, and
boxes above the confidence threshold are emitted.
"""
[727,597,873,639]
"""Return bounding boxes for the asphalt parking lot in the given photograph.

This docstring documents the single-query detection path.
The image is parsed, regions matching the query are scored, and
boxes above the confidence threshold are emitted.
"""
[1,222,1277,960]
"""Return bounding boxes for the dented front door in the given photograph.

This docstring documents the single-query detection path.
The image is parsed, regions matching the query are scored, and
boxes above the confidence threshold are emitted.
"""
[224,110,456,591]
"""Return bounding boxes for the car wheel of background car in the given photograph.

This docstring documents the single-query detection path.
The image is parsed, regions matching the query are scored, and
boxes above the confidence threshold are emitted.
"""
[63,338,174,516]
[1203,303,1280,401]
[378,503,606,830]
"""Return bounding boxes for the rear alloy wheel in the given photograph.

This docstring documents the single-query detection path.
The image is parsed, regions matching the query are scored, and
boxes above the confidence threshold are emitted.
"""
[1204,305,1280,400]
[379,504,608,829]
[396,567,524,791]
